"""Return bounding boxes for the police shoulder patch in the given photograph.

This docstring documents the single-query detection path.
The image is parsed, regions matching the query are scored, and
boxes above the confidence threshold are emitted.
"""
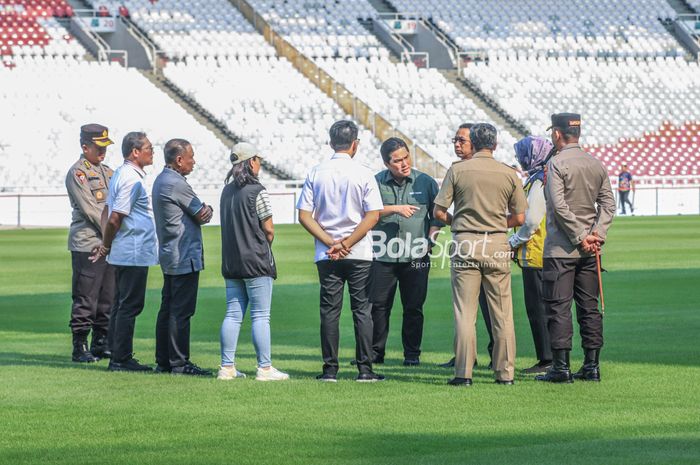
[75,170,87,184]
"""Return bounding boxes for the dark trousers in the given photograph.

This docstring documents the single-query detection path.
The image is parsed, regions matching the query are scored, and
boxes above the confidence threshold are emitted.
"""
[155,272,200,368]
[369,256,429,360]
[70,251,115,334]
[317,259,374,375]
[543,257,603,351]
[108,265,149,363]
[522,267,552,362]
[619,190,633,214]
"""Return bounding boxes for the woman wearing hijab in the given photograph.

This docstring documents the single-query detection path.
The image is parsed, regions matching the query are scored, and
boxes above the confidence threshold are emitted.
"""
[509,136,555,375]
[217,142,289,381]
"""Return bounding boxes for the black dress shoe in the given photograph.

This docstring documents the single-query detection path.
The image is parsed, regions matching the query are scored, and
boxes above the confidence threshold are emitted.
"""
[355,372,385,383]
[154,365,171,374]
[316,373,337,383]
[108,358,153,372]
[495,379,515,385]
[522,361,552,375]
[172,362,211,377]
[403,358,420,366]
[447,377,472,386]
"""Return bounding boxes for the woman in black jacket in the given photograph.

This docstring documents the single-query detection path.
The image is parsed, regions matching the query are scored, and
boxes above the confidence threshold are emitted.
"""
[217,143,288,382]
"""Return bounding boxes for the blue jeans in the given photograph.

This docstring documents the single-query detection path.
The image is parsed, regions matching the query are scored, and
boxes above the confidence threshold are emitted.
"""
[221,277,273,368]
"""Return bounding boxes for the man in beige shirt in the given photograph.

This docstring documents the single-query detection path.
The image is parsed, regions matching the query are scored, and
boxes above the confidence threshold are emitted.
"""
[535,113,615,383]
[434,123,527,386]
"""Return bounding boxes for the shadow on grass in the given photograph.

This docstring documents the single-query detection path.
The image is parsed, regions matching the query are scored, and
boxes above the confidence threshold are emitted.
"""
[1,426,699,465]
[1,267,699,368]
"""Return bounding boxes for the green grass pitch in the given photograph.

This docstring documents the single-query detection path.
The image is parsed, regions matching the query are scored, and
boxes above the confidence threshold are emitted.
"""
[1,216,699,464]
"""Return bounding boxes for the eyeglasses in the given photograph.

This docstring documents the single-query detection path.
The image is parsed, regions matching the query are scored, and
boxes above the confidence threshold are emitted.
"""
[139,145,154,152]
[451,137,469,144]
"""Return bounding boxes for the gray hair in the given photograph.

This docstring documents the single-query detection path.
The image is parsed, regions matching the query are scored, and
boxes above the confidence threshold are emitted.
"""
[163,138,191,165]
[121,131,148,158]
[469,123,498,152]
[329,120,358,151]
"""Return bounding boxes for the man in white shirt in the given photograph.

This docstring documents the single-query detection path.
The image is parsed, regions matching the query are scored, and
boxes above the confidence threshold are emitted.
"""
[91,131,158,372]
[296,120,384,383]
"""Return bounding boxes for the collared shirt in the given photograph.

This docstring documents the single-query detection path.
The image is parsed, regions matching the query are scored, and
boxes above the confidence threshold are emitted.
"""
[435,151,527,233]
[106,161,158,267]
[296,152,384,262]
[373,168,442,262]
[65,155,113,252]
[544,143,615,258]
[152,166,205,275]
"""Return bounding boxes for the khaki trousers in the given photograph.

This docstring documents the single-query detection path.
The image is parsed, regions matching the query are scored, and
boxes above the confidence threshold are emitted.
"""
[450,232,516,381]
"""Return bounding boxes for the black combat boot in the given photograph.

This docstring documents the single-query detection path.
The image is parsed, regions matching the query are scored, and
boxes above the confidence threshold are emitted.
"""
[572,348,600,382]
[90,329,111,359]
[535,349,573,383]
[72,331,98,363]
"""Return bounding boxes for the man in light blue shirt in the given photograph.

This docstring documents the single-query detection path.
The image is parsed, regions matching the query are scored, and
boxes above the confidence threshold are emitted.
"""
[91,131,158,372]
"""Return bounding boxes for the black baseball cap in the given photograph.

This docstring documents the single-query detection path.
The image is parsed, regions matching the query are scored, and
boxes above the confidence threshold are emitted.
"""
[547,113,581,131]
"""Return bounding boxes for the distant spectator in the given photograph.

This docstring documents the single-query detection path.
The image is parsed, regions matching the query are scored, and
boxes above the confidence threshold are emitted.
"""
[618,164,634,214]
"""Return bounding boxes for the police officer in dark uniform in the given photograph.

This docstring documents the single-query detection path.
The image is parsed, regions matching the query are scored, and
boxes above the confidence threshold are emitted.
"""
[65,124,116,362]
[535,114,615,383]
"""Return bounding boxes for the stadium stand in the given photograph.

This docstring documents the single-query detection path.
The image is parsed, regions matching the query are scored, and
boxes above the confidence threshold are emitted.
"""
[388,0,684,57]
[82,0,385,178]
[247,0,519,167]
[462,56,700,177]
[0,1,81,61]
[0,60,232,191]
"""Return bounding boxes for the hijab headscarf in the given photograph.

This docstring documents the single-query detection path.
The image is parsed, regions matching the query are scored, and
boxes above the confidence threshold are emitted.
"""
[513,136,554,185]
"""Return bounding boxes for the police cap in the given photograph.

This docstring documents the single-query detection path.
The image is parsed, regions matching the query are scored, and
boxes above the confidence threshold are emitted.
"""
[80,123,114,147]
[546,113,581,131]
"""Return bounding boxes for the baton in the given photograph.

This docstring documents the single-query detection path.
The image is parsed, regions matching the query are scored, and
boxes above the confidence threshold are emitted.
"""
[595,247,605,315]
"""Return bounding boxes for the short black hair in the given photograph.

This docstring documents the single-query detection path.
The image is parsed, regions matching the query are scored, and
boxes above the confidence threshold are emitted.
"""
[469,123,498,152]
[164,138,191,165]
[121,131,148,158]
[329,120,358,151]
[380,137,408,164]
[559,126,581,140]
[458,123,473,130]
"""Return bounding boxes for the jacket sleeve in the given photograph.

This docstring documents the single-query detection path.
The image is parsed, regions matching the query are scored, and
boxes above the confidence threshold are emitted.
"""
[592,168,616,241]
[546,161,587,246]
[509,180,545,248]
[66,168,104,231]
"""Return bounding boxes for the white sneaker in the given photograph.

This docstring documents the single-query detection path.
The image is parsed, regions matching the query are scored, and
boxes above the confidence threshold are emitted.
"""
[217,365,247,380]
[255,366,290,381]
